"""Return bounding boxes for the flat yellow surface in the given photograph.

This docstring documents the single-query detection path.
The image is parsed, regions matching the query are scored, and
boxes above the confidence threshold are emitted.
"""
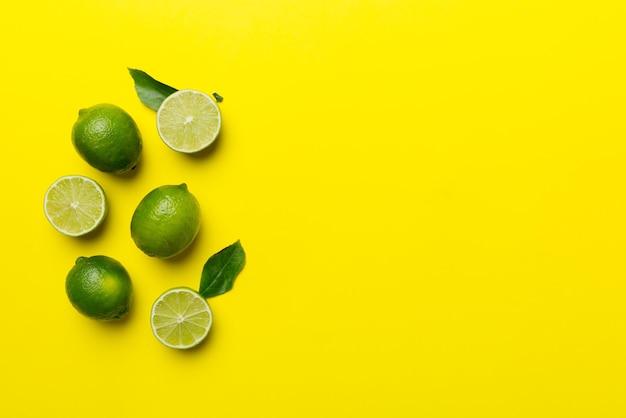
[2,1,626,416]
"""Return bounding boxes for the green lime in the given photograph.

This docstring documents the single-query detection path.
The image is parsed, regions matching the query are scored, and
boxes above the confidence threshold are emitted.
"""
[71,103,142,174]
[156,89,221,153]
[44,175,107,237]
[150,287,213,349]
[130,183,201,258]
[65,255,133,321]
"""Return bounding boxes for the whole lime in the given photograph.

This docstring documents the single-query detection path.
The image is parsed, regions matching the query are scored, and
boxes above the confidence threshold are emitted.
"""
[130,183,201,258]
[65,255,133,321]
[71,103,142,174]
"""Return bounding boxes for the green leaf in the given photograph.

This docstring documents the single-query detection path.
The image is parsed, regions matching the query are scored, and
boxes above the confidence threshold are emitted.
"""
[199,240,246,298]
[128,68,178,111]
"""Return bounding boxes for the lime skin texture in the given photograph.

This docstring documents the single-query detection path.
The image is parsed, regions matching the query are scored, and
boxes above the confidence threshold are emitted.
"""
[65,255,133,321]
[130,184,201,259]
[71,103,143,174]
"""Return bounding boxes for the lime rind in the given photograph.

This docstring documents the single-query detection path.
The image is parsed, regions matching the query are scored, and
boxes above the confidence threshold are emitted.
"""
[65,255,133,321]
[44,175,108,237]
[156,89,221,153]
[150,287,213,349]
[71,103,143,174]
[130,183,201,259]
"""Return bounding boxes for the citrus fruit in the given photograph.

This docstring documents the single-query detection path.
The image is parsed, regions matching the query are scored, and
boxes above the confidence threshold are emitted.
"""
[65,255,133,321]
[156,89,221,153]
[71,103,143,174]
[130,183,201,258]
[150,287,213,349]
[43,175,107,237]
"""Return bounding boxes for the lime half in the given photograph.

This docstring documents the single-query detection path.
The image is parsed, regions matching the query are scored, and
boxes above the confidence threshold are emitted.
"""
[150,287,213,349]
[156,89,221,153]
[44,175,107,237]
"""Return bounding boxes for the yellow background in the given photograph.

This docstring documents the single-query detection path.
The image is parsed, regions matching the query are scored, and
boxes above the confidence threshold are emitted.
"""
[2,0,626,416]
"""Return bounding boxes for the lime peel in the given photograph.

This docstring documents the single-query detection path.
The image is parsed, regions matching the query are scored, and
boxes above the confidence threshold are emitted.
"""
[65,255,133,321]
[130,183,201,258]
[71,103,142,174]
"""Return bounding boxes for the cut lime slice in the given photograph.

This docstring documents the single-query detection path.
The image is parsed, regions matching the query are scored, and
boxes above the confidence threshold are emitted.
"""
[43,175,107,237]
[150,287,213,349]
[156,89,221,153]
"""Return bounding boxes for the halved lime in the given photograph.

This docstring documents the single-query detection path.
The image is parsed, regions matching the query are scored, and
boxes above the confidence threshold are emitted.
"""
[150,287,213,349]
[156,89,221,153]
[44,175,107,237]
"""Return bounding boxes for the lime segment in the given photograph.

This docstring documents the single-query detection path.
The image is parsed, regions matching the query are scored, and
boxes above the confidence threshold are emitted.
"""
[156,89,221,153]
[44,175,107,237]
[151,287,213,349]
